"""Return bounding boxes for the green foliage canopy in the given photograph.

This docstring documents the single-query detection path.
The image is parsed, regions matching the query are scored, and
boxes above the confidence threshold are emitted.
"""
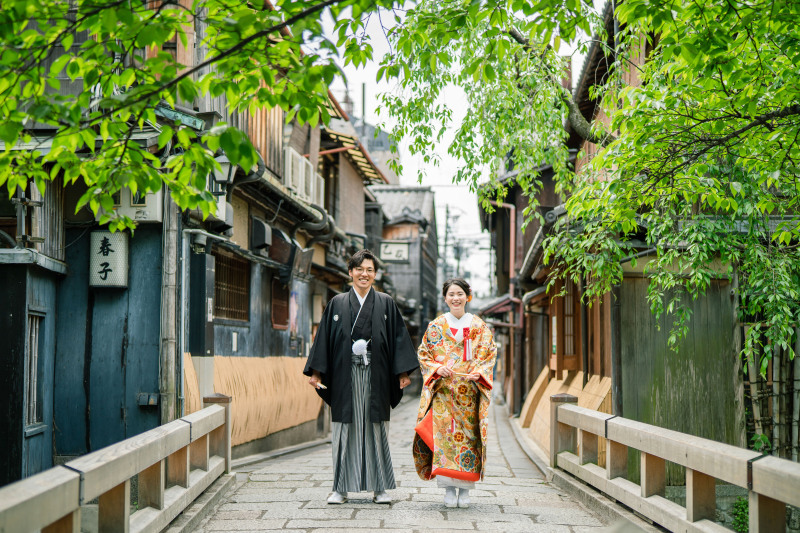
[0,0,390,230]
[379,0,800,372]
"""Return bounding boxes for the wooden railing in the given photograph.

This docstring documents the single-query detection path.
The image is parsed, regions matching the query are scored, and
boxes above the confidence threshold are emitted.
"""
[549,393,800,533]
[0,394,231,533]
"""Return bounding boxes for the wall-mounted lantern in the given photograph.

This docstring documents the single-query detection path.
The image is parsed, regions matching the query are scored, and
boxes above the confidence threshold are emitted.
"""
[213,154,238,188]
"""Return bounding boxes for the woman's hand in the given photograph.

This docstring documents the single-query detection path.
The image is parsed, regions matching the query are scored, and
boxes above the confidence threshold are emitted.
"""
[466,372,481,381]
[435,365,453,378]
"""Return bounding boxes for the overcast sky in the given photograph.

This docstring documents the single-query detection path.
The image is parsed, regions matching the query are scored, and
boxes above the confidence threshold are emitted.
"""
[323,7,593,299]
[325,11,494,298]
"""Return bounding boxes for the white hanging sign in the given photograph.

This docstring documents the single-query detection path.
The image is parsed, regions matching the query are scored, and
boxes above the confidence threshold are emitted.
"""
[89,231,129,288]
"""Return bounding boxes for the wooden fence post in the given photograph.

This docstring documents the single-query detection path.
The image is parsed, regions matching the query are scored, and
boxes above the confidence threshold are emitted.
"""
[204,393,232,474]
[749,491,785,533]
[578,430,599,465]
[41,510,81,533]
[686,468,715,522]
[549,394,578,467]
[606,439,627,480]
[641,452,665,498]
[166,445,190,488]
[98,479,130,533]
[138,459,165,510]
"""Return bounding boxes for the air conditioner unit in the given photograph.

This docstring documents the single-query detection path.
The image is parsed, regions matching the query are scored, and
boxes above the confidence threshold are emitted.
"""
[283,146,304,194]
[98,187,163,223]
[314,173,325,207]
[302,158,313,202]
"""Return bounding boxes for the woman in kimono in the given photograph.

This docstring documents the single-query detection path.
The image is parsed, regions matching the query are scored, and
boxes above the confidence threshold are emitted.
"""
[413,278,497,508]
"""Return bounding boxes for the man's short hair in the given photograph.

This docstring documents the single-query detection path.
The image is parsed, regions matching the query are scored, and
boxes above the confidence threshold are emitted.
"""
[348,249,378,271]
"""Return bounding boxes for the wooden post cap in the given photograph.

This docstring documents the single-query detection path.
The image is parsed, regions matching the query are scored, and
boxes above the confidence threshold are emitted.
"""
[203,394,232,404]
[550,394,578,403]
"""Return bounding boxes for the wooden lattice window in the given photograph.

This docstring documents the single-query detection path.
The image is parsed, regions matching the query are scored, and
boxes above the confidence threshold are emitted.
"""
[26,313,44,426]
[213,250,250,321]
[272,279,289,330]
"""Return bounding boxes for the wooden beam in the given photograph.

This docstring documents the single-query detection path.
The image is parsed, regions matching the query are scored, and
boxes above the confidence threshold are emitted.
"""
[748,491,785,533]
[204,394,233,474]
[606,440,627,480]
[686,469,715,522]
[166,446,190,488]
[138,459,165,510]
[549,394,578,467]
[579,430,598,465]
[42,510,80,533]
[190,434,209,471]
[98,480,130,533]
[640,452,665,498]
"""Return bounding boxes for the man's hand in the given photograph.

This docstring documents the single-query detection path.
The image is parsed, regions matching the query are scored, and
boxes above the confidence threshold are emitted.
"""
[309,370,325,389]
[399,373,411,389]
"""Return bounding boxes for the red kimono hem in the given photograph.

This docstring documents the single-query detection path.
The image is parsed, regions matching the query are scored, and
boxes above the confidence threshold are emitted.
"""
[431,467,480,482]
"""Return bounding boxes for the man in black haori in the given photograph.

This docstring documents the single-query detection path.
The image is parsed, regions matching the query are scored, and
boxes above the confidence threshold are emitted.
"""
[304,249,418,504]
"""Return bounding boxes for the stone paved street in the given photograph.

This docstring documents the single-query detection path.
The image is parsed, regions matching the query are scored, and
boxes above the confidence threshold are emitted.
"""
[197,396,607,532]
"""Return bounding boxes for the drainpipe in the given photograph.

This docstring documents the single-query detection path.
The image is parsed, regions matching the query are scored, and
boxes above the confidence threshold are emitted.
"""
[307,216,337,247]
[581,276,589,388]
[610,283,622,416]
[289,203,327,240]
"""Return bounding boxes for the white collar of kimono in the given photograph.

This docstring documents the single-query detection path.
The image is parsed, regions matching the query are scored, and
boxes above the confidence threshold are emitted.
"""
[353,288,370,308]
[445,312,473,342]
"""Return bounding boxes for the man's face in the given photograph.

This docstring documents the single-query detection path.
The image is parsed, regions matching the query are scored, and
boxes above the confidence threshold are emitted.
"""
[349,259,376,292]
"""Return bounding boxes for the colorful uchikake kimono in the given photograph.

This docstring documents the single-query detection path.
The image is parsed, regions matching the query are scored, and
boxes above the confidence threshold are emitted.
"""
[413,313,497,485]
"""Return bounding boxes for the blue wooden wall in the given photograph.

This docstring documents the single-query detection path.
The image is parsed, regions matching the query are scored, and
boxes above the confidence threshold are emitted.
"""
[0,263,59,485]
[54,227,163,455]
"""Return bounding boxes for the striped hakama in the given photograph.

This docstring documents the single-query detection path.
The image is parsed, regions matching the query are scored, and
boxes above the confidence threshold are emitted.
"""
[331,352,396,492]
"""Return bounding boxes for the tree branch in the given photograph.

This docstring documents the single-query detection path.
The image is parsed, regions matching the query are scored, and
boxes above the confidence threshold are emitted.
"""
[507,26,617,148]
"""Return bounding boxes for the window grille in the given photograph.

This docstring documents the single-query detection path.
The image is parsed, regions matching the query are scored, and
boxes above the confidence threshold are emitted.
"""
[213,250,250,321]
[25,314,43,426]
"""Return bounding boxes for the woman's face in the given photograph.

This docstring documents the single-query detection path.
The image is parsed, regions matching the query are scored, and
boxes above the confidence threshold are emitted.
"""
[445,285,468,315]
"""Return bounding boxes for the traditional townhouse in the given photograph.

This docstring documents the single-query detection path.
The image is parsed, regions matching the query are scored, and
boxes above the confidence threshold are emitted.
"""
[482,2,745,486]
[0,11,390,485]
[369,185,439,348]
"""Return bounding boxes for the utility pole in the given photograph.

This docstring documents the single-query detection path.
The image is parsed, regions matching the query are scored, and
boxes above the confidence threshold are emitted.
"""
[442,204,450,280]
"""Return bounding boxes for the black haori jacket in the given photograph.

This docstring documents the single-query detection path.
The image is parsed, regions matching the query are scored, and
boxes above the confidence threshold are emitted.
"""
[303,288,419,423]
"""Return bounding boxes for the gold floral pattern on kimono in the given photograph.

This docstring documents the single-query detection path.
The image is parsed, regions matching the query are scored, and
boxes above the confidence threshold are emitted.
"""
[413,314,496,482]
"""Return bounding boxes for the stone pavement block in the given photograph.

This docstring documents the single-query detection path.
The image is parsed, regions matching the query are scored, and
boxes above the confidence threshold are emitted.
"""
[444,509,531,521]
[311,530,417,533]
[532,509,604,527]
[284,519,382,529]
[216,501,303,512]
[302,500,393,509]
[227,493,300,502]
[497,487,575,505]
[242,480,321,488]
[354,509,446,523]
[243,473,284,481]
[203,518,287,530]
[288,487,344,498]
[209,511,262,520]
[260,508,354,520]
[477,522,573,532]
[515,497,579,507]
[391,501,501,514]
